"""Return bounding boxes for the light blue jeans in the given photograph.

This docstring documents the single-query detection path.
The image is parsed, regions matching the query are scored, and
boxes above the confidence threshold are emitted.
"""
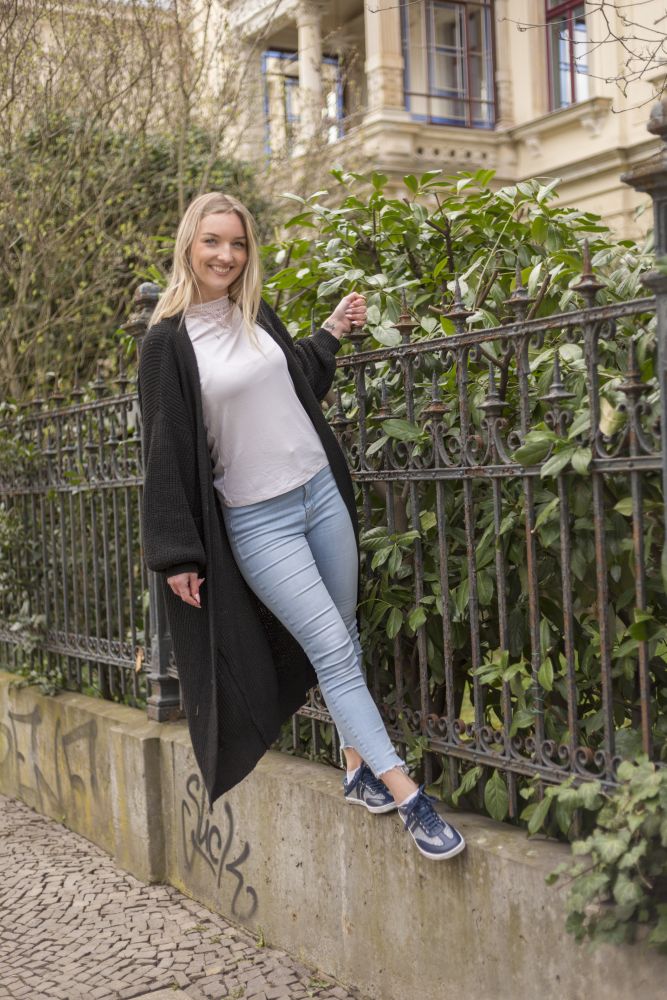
[222,463,406,778]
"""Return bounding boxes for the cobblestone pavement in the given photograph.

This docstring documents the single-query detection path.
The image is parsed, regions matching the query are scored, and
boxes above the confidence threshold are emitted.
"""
[0,795,367,1000]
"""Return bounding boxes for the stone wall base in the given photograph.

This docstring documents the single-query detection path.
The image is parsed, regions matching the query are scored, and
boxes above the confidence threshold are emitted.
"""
[1,671,664,1000]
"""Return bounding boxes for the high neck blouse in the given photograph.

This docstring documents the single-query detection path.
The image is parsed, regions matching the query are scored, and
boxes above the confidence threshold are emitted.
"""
[184,295,328,506]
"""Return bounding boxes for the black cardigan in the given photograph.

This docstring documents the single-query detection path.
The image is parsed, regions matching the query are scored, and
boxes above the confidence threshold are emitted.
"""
[138,299,359,809]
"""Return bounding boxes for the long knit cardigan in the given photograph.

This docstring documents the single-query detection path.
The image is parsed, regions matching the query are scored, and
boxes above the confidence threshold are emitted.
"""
[138,299,359,810]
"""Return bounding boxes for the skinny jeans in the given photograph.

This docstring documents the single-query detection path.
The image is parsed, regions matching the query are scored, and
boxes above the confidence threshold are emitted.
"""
[221,463,405,778]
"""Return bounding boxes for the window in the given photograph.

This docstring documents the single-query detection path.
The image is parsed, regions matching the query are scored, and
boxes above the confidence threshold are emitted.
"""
[400,0,495,128]
[546,1,589,108]
[261,50,343,156]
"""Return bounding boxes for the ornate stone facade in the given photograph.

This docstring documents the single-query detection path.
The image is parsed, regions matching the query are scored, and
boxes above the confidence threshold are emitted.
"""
[223,0,665,235]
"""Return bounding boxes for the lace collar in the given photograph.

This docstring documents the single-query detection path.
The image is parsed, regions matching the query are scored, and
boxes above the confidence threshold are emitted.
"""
[186,294,236,330]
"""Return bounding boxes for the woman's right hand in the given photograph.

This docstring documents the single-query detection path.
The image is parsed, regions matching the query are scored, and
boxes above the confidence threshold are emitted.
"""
[167,572,205,608]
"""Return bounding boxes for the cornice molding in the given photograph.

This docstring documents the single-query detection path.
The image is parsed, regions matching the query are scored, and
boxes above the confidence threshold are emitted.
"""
[507,96,614,144]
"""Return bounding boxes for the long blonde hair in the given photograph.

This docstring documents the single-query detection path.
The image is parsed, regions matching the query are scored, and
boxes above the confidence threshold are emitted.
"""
[151,192,263,333]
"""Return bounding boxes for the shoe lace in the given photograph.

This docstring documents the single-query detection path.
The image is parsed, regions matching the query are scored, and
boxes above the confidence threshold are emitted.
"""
[362,765,391,797]
[401,785,444,835]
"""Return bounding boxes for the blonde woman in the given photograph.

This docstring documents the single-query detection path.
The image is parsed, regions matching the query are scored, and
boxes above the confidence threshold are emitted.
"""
[138,192,465,861]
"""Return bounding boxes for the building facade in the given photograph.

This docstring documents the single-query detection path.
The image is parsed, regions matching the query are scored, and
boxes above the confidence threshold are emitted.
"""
[228,1,667,235]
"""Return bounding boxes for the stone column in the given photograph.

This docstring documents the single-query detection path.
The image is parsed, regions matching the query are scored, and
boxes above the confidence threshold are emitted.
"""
[264,53,290,157]
[235,42,268,160]
[493,0,515,127]
[296,0,324,145]
[363,0,405,117]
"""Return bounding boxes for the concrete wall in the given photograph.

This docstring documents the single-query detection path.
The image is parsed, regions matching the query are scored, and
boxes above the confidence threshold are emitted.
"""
[1,670,665,1000]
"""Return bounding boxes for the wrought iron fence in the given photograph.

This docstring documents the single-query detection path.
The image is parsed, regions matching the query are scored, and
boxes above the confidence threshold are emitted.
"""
[0,287,182,718]
[1,106,667,817]
[0,356,147,699]
[295,280,662,811]
[289,108,667,814]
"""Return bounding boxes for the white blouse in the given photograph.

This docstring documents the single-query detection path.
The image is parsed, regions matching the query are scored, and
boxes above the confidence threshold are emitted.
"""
[184,295,328,507]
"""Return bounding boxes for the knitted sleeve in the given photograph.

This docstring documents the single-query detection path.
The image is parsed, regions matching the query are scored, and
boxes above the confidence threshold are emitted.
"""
[259,299,342,402]
[138,328,206,577]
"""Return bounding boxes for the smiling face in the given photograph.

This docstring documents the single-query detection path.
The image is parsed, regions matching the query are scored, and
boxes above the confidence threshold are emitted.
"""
[190,211,249,302]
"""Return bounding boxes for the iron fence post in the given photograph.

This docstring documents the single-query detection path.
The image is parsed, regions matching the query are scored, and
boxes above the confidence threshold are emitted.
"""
[127,282,183,722]
[622,98,667,599]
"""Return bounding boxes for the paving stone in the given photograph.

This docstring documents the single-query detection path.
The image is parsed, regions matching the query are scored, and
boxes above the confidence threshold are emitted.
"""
[133,993,192,1000]
[0,792,366,1000]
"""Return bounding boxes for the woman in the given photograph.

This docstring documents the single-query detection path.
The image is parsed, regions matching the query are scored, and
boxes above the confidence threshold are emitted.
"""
[138,192,465,861]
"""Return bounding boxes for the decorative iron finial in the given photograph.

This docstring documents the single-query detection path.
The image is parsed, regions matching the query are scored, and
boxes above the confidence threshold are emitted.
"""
[50,376,64,405]
[442,276,473,332]
[373,378,393,420]
[347,323,368,351]
[573,238,604,303]
[421,371,449,419]
[541,349,575,405]
[479,362,506,417]
[44,431,56,458]
[505,260,533,319]
[91,362,106,399]
[618,337,649,400]
[395,290,417,344]
[331,386,354,432]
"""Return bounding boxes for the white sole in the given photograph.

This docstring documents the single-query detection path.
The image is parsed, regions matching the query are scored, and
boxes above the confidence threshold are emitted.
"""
[413,835,466,860]
[344,796,399,814]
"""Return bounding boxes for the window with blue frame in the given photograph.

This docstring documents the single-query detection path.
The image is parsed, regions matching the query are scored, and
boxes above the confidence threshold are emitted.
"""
[261,50,344,155]
[546,1,589,109]
[400,0,495,128]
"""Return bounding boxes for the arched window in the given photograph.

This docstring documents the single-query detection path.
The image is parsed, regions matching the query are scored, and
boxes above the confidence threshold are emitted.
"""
[546,1,589,108]
[400,0,495,128]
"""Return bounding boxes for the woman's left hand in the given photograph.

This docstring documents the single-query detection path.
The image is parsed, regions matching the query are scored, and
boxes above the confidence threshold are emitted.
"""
[322,292,367,341]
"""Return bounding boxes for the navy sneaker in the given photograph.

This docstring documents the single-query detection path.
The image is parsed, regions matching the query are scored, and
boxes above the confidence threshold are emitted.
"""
[398,785,466,860]
[343,763,398,814]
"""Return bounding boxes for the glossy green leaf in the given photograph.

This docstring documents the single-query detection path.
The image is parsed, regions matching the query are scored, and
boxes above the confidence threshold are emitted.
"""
[527,793,552,834]
[381,418,425,441]
[484,770,509,822]
[534,496,560,531]
[420,511,437,532]
[614,497,634,516]
[510,708,534,737]
[514,434,554,466]
[452,765,483,805]
[541,447,576,478]
[571,447,592,475]
[386,607,403,639]
[538,656,554,691]
[407,606,427,631]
